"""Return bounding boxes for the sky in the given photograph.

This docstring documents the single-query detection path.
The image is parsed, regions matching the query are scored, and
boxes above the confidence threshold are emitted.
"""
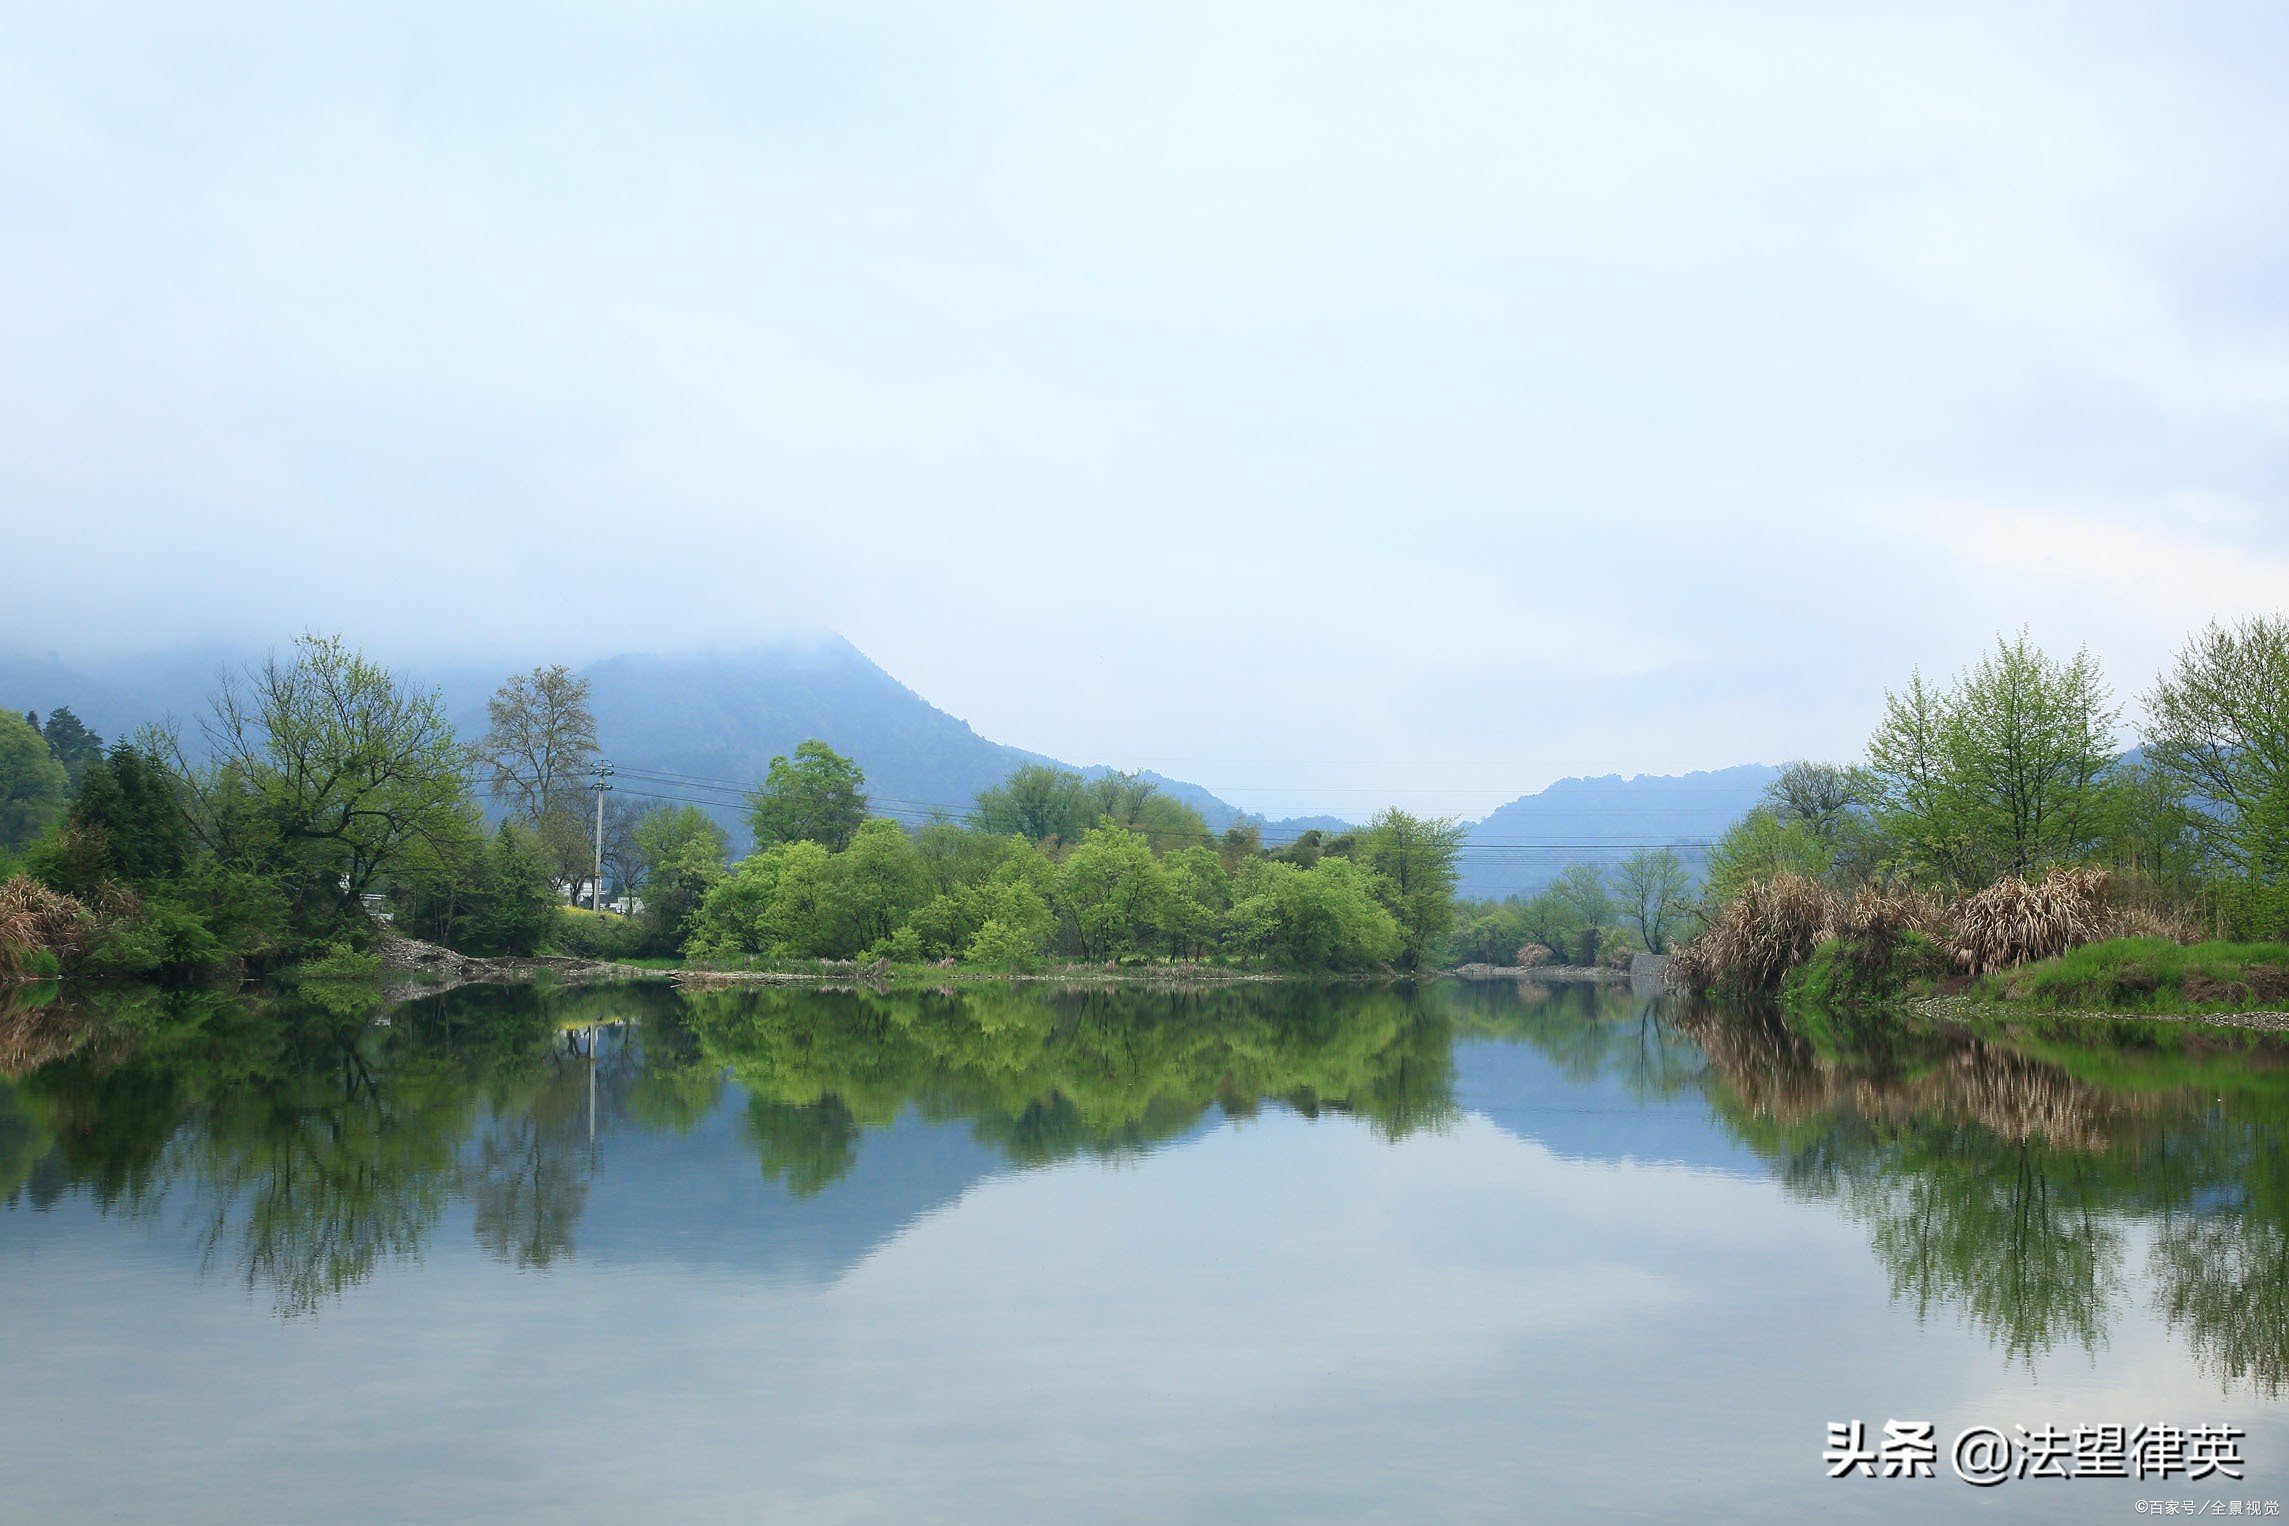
[4,2,2286,819]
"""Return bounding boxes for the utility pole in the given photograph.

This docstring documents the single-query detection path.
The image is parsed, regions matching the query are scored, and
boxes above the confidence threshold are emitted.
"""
[590,758,614,912]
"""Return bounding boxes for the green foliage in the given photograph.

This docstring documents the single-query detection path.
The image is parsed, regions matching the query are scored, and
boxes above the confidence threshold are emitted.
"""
[1358,808,1465,969]
[824,818,930,952]
[904,857,1056,962]
[1864,630,2120,887]
[38,706,104,789]
[964,915,1046,971]
[688,834,921,962]
[0,710,69,851]
[1781,931,1949,1010]
[1704,807,1836,909]
[632,805,729,953]
[1612,847,1690,953]
[34,743,192,895]
[746,739,868,853]
[2143,616,2289,939]
[1056,824,1169,959]
[1227,857,1402,970]
[1446,898,1530,965]
[972,764,1096,847]
[299,941,383,981]
[475,823,560,957]
[1975,938,2289,1014]
[190,634,474,914]
[548,907,647,961]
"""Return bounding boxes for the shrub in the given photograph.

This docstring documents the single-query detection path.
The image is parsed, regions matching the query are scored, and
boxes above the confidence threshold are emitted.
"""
[300,941,382,981]
[964,917,1045,972]
[548,907,647,961]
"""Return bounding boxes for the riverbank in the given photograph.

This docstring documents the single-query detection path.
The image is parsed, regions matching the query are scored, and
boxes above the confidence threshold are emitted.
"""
[377,935,662,1001]
[1902,991,2289,1035]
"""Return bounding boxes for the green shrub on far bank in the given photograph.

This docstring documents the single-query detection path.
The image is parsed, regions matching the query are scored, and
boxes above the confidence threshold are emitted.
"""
[1782,930,1950,1010]
[1976,938,2289,1014]
[549,906,647,961]
[298,941,382,982]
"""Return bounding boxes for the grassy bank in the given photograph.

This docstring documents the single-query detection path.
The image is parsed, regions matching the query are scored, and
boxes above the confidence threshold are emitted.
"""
[1968,937,2289,1016]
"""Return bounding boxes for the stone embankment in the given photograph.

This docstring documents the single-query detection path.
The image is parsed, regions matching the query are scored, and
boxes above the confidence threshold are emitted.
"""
[376,935,657,1002]
[1903,992,2289,1035]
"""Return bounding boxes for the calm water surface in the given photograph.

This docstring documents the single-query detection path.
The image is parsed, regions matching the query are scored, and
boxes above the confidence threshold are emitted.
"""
[4,977,2287,1522]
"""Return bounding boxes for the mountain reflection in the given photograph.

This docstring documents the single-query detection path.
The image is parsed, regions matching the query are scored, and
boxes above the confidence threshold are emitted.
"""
[4,975,2289,1399]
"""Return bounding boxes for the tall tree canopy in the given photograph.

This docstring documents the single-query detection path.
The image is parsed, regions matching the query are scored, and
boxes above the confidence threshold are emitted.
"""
[190,635,473,908]
[746,740,869,852]
[1864,631,2120,886]
[38,707,104,789]
[1358,808,1465,968]
[478,664,599,823]
[972,764,1095,846]
[2143,614,2289,934]
[1613,847,1690,954]
[0,710,70,850]
[478,664,599,885]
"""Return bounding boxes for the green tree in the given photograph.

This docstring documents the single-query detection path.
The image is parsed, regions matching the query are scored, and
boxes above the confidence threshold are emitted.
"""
[1762,760,1878,886]
[1226,858,1402,971]
[1085,771,1211,851]
[1159,844,1231,960]
[33,743,193,894]
[973,764,1095,847]
[38,707,104,789]
[746,740,868,853]
[1057,825,1169,958]
[1612,847,1689,953]
[633,805,729,951]
[0,710,69,851]
[185,635,474,917]
[477,664,599,892]
[1548,862,1617,965]
[1702,807,1831,907]
[823,818,929,953]
[477,822,560,956]
[2143,614,2289,936]
[1865,631,2121,887]
[1358,808,1465,969]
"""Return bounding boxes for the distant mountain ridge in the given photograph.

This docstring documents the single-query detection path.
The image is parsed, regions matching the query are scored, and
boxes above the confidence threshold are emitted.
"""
[1456,764,1781,899]
[0,641,1774,866]
[0,638,1338,851]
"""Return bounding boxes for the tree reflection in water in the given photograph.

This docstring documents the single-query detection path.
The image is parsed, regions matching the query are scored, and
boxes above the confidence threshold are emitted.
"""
[1674,996,2289,1393]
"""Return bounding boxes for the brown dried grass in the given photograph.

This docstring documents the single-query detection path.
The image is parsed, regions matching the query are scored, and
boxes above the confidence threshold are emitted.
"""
[1673,873,1838,994]
[2106,903,2203,945]
[1949,865,2111,976]
[0,875,91,979]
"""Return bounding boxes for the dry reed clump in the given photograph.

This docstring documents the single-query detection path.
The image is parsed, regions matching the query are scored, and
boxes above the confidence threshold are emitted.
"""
[0,874,92,979]
[1672,873,1838,994]
[2106,904,2203,945]
[1831,886,1945,941]
[1949,865,2111,976]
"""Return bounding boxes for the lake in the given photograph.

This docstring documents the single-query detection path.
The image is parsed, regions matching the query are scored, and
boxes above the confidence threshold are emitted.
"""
[4,977,2287,1522]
